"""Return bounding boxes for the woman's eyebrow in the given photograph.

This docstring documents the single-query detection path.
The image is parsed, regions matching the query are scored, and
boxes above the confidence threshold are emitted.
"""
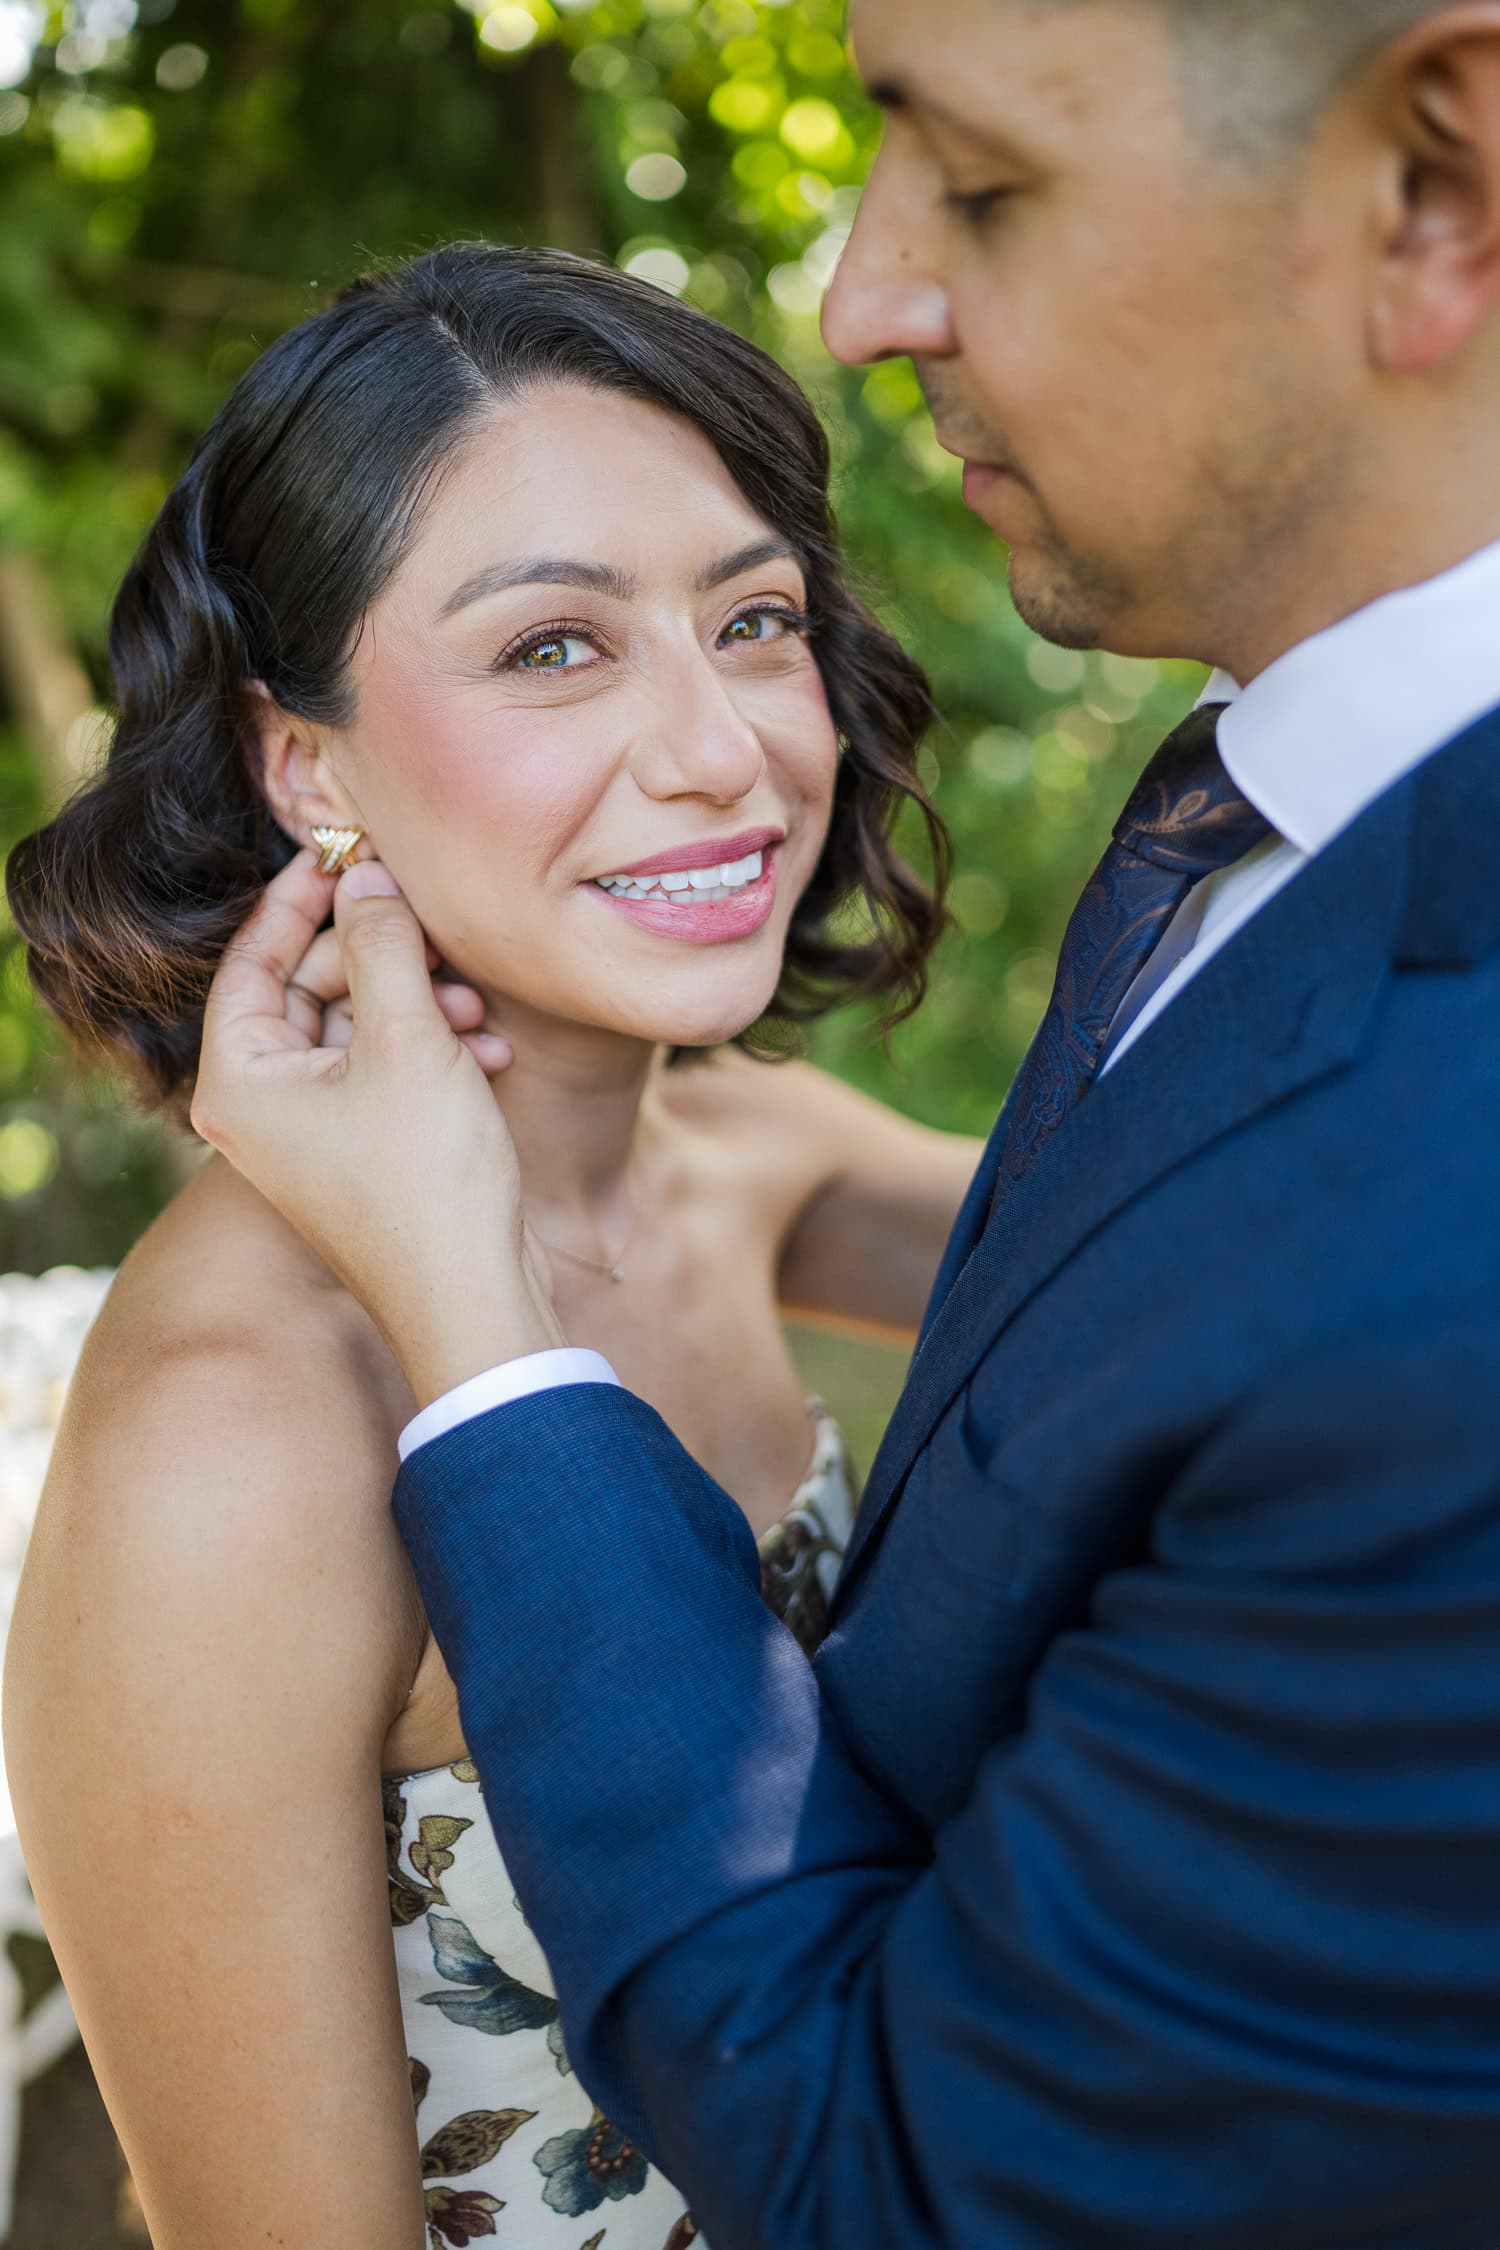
[695,537,800,590]
[436,556,636,619]
[435,538,800,622]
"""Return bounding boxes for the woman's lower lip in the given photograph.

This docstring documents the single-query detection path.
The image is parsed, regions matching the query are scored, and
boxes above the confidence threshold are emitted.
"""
[587,856,780,944]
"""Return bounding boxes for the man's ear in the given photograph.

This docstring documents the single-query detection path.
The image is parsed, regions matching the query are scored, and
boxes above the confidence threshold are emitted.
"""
[243,682,366,853]
[1366,4,1500,375]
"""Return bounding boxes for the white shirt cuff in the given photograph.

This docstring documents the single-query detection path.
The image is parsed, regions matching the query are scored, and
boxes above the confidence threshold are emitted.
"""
[397,1348,622,1463]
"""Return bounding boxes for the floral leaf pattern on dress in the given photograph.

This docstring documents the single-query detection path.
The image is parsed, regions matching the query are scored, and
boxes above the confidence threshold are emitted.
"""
[410,2056,432,2113]
[580,2234,606,2249]
[663,2221,699,2249]
[547,2017,573,2077]
[450,1758,479,1784]
[420,1912,560,2036]
[421,2107,536,2180]
[425,2185,505,2245]
[535,2107,649,2216]
[757,1491,841,1656]
[386,1778,446,1926]
[411,1813,473,1889]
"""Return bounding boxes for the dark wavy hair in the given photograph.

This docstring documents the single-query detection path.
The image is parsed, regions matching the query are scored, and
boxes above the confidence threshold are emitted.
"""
[7,243,947,1107]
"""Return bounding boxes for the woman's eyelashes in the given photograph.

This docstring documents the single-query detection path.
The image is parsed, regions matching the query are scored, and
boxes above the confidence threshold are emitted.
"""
[720,603,811,647]
[495,602,812,676]
[509,625,599,672]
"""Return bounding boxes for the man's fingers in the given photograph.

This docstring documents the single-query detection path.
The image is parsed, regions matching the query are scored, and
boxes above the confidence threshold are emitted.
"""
[205,851,337,1042]
[333,862,452,1040]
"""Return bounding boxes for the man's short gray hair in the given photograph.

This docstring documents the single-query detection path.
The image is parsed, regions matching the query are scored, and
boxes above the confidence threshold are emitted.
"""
[1096,1,1451,157]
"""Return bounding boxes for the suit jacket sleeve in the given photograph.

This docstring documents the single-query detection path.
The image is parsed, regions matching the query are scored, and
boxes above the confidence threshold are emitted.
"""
[393,1315,1500,2249]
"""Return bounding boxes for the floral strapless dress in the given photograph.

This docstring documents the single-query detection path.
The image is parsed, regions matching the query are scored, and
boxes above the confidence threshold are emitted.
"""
[385,1401,858,2250]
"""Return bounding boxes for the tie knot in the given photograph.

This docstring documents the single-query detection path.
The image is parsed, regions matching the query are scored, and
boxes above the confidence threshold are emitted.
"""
[1114,702,1271,879]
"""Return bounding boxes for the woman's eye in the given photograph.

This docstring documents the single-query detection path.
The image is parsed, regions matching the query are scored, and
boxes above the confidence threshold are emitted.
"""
[512,633,597,671]
[720,607,806,646]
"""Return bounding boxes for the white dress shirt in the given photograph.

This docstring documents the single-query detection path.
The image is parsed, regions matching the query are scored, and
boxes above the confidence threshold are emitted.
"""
[398,534,1500,1461]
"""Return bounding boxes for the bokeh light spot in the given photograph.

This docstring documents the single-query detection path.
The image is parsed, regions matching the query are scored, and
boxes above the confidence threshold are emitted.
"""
[949,871,1011,939]
[622,244,689,296]
[155,41,207,89]
[709,76,781,133]
[1026,641,1087,693]
[479,5,540,54]
[625,150,685,201]
[779,96,842,161]
[0,1120,59,1202]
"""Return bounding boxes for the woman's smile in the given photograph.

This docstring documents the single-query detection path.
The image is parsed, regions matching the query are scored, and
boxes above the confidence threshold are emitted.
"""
[591,842,781,944]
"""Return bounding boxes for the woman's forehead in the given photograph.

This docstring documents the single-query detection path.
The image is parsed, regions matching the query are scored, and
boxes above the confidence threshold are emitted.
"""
[401,385,778,600]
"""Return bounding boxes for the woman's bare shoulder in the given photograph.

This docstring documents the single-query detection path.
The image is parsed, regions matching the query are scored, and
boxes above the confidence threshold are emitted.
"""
[85,1153,408,1439]
[27,1154,421,1717]
[657,1048,864,1153]
[657,1048,943,1186]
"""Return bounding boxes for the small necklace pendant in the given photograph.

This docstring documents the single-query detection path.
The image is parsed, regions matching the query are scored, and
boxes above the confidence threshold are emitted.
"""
[610,1266,625,1284]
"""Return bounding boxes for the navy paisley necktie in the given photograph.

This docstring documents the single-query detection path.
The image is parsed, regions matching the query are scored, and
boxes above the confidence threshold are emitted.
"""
[994,703,1270,1194]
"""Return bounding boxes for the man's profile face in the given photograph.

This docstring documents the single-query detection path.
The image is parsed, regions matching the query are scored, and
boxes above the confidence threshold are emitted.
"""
[824,0,1361,671]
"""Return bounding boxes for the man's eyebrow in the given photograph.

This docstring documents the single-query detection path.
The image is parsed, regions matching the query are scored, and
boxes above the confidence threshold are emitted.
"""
[695,537,800,592]
[437,540,800,620]
[866,74,1022,154]
[436,557,638,620]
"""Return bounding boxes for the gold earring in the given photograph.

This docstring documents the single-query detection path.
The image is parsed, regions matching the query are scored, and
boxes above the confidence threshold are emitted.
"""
[310,825,364,875]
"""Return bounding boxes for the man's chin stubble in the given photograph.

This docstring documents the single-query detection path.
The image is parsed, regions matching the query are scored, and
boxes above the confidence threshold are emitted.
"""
[1005,542,1131,653]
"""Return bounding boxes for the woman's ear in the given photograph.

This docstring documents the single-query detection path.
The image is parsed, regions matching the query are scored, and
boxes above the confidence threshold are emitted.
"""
[1366,5,1500,375]
[243,682,367,853]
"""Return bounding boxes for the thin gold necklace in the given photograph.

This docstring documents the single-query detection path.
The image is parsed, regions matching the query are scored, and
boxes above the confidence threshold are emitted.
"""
[528,1197,639,1286]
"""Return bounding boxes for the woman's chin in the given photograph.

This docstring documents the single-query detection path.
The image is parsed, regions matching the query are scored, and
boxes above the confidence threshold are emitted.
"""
[595,978,784,1054]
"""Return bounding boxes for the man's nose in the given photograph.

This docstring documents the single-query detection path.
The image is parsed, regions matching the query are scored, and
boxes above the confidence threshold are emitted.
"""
[821,154,955,366]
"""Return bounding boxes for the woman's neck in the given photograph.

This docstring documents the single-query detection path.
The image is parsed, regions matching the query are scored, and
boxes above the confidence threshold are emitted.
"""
[481,998,664,1236]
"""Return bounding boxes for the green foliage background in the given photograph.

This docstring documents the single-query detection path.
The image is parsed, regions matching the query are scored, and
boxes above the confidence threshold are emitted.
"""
[0,0,1203,1273]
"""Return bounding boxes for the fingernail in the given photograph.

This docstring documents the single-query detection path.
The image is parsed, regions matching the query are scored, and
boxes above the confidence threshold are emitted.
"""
[342,862,402,899]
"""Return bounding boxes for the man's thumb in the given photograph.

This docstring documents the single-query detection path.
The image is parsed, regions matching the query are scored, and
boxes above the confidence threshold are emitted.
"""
[334,862,450,1039]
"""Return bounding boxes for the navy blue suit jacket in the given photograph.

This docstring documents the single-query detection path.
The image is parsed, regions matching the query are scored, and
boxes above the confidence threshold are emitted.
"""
[396,706,1500,2247]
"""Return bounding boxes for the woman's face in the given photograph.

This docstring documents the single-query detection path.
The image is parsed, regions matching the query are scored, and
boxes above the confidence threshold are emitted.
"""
[331,384,840,1049]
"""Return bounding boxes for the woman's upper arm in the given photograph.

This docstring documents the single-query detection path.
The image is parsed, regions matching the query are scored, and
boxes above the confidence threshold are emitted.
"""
[4,1333,427,2249]
[772,1068,986,1338]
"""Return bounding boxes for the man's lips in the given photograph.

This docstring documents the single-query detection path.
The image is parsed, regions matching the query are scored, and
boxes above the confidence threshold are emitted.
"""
[962,460,1012,498]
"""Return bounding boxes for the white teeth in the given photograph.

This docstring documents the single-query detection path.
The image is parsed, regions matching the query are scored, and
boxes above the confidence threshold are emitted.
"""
[594,846,768,901]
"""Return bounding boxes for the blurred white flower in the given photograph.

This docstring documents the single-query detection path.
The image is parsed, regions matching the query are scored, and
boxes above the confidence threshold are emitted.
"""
[0,2,44,93]
[0,1269,114,1637]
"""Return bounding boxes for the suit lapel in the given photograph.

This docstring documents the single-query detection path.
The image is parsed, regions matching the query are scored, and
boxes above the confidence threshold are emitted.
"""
[916,1111,1008,1347]
[835,776,1413,1604]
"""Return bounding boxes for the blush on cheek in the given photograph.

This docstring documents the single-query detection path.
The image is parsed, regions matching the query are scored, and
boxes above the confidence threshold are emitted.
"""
[359,684,609,892]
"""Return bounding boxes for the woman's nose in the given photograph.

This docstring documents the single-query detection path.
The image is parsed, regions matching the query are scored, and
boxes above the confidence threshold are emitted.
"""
[629,657,766,807]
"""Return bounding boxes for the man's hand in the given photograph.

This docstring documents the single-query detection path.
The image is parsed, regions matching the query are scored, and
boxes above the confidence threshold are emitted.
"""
[192,852,566,1408]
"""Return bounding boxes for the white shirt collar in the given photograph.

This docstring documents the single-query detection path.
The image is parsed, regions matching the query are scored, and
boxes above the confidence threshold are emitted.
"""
[1191,534,1500,856]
